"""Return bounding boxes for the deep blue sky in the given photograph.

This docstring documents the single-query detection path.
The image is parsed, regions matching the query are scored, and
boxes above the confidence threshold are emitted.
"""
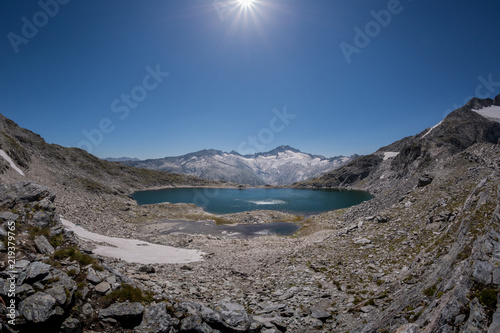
[1,0,499,159]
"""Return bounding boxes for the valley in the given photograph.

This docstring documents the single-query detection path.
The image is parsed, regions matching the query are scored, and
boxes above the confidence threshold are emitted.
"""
[0,95,500,332]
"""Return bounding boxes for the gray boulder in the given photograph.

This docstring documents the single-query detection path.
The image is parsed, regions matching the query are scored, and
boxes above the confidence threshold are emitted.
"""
[0,212,19,222]
[180,315,214,333]
[16,284,35,300]
[99,301,144,328]
[310,306,332,320]
[216,302,253,332]
[136,302,173,333]
[86,267,102,284]
[44,285,67,305]
[473,260,493,284]
[25,262,51,283]
[60,317,81,333]
[95,281,111,295]
[82,303,94,317]
[34,235,55,255]
[32,211,52,228]
[18,292,56,323]
[461,298,488,332]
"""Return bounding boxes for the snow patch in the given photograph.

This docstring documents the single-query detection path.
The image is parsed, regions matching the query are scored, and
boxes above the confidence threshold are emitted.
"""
[422,120,444,138]
[0,149,24,176]
[383,152,399,160]
[61,219,205,264]
[473,106,500,123]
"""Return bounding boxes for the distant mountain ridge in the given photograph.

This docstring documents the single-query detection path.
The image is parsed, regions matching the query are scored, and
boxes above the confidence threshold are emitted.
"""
[104,157,140,162]
[120,145,357,185]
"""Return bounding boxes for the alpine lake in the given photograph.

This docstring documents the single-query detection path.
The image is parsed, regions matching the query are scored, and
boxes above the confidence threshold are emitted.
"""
[132,188,373,238]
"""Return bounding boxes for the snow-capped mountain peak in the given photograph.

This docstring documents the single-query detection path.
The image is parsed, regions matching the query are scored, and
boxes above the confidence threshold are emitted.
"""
[121,146,356,185]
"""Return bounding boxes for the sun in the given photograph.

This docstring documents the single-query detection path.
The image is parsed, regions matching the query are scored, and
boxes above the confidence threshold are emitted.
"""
[237,0,255,8]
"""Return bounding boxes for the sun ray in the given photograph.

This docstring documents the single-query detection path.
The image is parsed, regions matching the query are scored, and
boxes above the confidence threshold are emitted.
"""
[237,0,255,8]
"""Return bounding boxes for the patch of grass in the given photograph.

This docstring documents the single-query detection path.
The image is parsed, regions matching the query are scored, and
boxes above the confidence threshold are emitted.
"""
[53,246,96,266]
[29,226,50,240]
[364,298,376,306]
[376,292,388,299]
[67,269,77,277]
[352,297,363,305]
[423,284,437,297]
[102,284,153,305]
[479,289,498,309]
[78,177,113,194]
[50,234,64,248]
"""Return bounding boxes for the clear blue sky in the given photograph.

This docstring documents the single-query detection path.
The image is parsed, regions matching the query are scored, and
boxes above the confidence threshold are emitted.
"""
[1,0,499,159]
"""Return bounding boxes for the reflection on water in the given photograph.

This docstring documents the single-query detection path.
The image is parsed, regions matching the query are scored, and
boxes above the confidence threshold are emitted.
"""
[157,220,300,239]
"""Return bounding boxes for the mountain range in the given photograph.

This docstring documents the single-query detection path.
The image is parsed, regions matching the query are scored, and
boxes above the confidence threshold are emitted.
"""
[115,146,357,185]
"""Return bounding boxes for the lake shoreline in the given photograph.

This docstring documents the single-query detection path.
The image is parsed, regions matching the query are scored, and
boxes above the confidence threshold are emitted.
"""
[131,187,374,215]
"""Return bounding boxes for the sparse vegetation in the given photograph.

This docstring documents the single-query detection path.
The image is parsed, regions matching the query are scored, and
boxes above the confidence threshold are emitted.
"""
[53,246,101,270]
[423,284,438,297]
[479,289,498,309]
[102,284,154,305]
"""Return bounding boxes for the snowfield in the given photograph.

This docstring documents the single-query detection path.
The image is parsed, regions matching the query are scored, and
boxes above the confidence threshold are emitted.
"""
[61,219,205,264]
[0,149,25,176]
[473,105,500,123]
[383,152,399,160]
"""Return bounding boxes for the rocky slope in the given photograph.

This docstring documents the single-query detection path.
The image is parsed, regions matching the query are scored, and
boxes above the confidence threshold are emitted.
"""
[295,95,500,196]
[0,182,274,333]
[0,113,236,234]
[120,145,355,185]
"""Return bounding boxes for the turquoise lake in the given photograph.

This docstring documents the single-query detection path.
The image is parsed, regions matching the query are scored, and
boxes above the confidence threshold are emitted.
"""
[131,188,373,214]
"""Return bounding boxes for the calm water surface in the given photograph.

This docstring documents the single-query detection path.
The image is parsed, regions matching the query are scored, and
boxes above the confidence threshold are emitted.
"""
[132,188,373,214]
